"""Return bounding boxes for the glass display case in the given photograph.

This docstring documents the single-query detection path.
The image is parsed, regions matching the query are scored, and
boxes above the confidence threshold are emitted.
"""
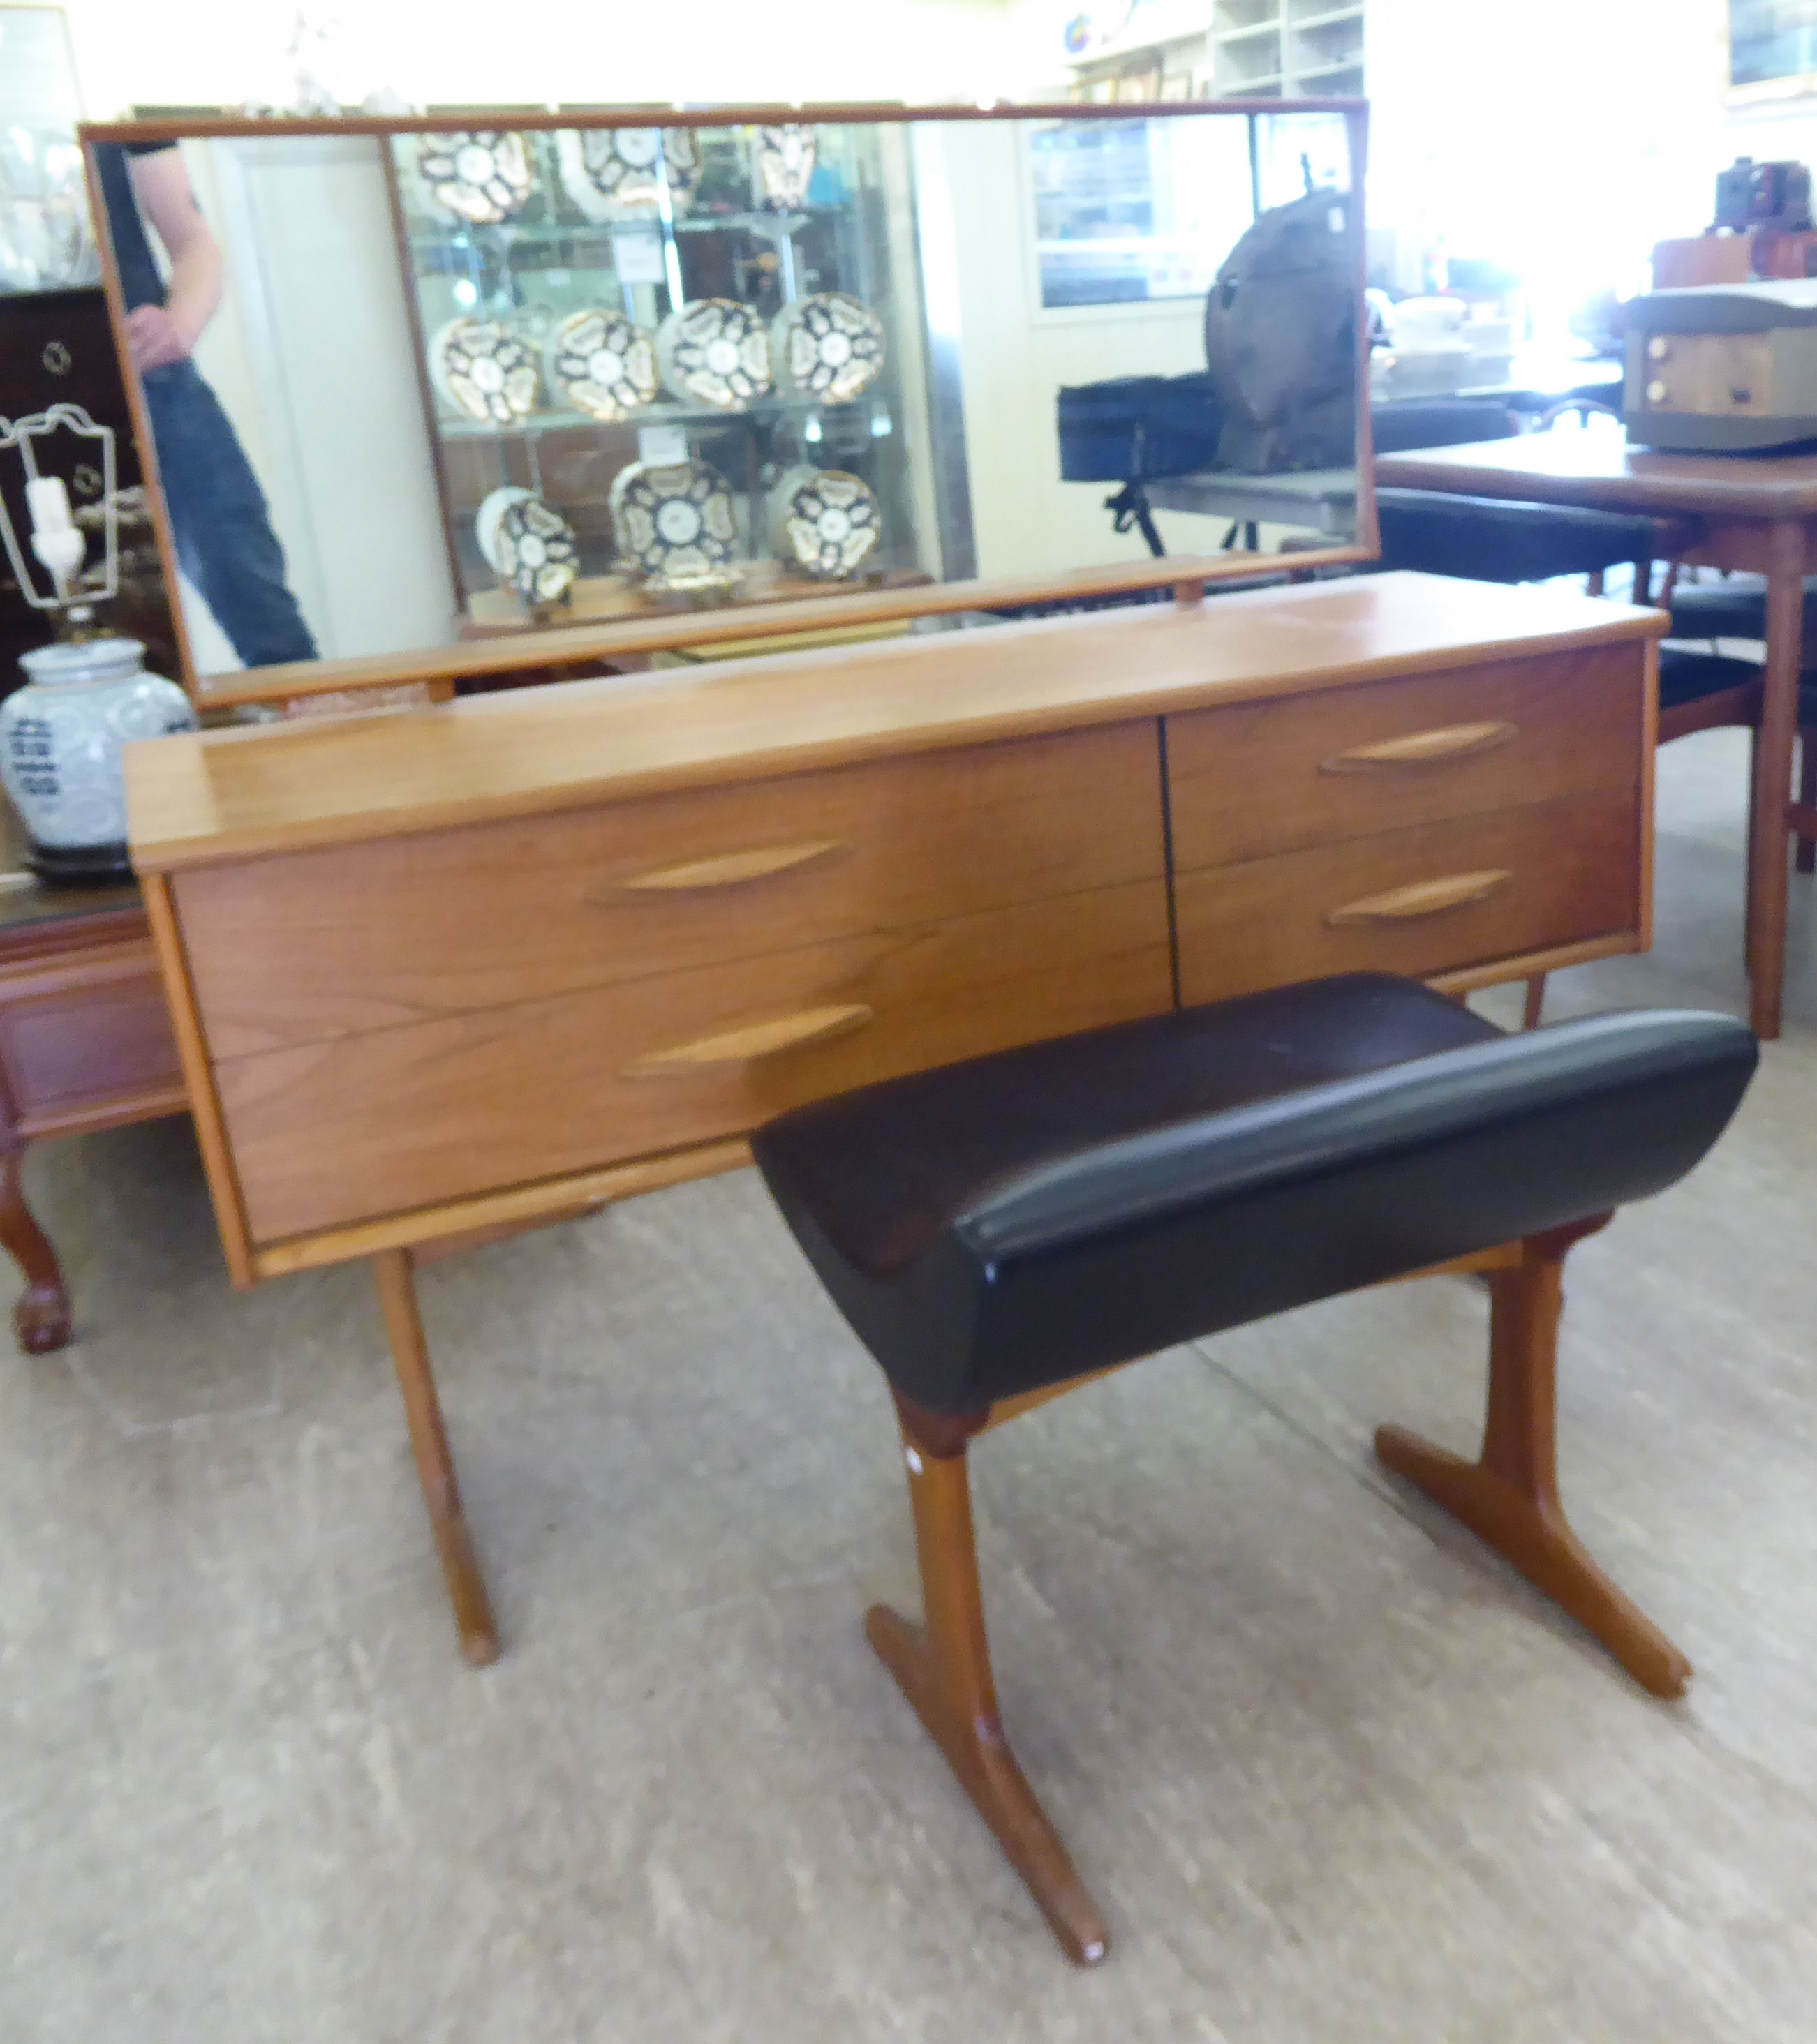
[383,121,940,636]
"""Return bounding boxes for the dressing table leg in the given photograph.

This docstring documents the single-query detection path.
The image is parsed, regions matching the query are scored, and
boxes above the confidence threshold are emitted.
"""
[371,1248,499,1666]
[1374,1216,1691,1700]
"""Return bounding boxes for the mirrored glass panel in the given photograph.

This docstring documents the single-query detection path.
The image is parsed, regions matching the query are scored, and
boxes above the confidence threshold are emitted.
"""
[83,105,1367,694]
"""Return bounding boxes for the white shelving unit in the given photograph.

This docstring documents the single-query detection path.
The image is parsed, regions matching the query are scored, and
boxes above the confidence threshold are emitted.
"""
[1209,0,1363,98]
[1062,1,1211,99]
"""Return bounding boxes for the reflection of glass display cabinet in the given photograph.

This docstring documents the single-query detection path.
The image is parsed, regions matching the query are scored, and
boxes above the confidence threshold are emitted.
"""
[382,124,940,636]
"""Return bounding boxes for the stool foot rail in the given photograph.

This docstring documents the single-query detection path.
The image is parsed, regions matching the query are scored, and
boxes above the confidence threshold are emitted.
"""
[1374,1217,1691,1699]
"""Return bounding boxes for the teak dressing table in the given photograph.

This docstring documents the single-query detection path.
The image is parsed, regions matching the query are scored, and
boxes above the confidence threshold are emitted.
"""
[124,570,1667,1662]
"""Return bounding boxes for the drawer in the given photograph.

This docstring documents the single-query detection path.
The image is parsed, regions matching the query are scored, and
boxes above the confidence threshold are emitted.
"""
[0,965,183,1137]
[1174,789,1640,1006]
[217,879,1174,1243]
[1166,646,1645,870]
[176,722,1165,1058]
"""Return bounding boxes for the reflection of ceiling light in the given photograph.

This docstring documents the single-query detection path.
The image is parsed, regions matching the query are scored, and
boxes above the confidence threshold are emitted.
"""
[803,413,822,443]
[452,278,477,308]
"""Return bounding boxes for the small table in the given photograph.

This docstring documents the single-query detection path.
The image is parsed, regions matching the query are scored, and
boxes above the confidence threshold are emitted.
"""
[1377,432,1817,1039]
[0,841,186,1350]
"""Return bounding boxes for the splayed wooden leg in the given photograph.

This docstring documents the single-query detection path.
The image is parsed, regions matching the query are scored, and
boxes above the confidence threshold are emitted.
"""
[867,1396,1110,1964]
[1521,974,1548,1031]
[1375,1217,1690,1699]
[373,1248,499,1666]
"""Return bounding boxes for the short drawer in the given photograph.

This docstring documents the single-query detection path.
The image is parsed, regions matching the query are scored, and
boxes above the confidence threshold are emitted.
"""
[1166,646,1645,870]
[216,879,1174,1244]
[175,722,1165,1059]
[0,963,184,1139]
[1174,789,1640,1006]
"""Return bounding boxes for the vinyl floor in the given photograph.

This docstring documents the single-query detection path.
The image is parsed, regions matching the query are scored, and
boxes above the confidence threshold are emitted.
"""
[2,728,1813,2042]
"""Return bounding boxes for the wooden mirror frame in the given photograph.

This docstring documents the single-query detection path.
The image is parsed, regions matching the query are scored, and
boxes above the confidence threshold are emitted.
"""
[80,99,1376,710]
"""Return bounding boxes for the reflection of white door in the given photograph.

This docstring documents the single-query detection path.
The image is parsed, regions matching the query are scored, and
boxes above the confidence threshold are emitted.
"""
[935,122,1212,581]
[186,135,453,673]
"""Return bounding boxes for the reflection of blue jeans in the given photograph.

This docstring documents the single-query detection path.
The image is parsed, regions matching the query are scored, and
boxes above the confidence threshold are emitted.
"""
[141,359,318,668]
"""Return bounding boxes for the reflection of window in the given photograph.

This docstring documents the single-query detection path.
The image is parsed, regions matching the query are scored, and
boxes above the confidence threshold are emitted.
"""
[1030,113,1349,311]
[0,5,95,294]
[1255,113,1354,214]
[1730,0,1817,92]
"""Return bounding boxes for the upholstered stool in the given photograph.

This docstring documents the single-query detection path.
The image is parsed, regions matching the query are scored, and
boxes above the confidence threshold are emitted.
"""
[753,974,1756,1964]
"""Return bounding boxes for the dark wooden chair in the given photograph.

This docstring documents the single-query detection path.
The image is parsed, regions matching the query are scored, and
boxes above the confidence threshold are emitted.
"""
[755,974,1756,1964]
[1522,648,1817,1027]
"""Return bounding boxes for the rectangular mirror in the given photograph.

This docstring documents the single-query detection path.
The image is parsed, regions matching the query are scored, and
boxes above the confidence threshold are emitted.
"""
[80,100,1372,708]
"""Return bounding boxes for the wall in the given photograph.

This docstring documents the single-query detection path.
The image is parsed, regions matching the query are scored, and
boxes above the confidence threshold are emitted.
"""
[1365,0,1817,315]
[57,0,1018,120]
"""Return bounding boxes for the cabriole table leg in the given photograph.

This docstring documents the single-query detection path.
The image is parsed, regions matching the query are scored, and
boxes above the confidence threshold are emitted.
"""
[0,1141,71,1354]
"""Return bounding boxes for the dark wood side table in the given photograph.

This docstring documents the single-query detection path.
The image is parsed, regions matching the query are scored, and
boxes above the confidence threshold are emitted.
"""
[1377,432,1817,1040]
[0,833,187,1351]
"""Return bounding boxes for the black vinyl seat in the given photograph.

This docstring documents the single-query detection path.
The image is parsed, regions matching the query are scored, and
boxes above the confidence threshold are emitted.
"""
[1669,572,1817,643]
[1368,400,1688,595]
[1375,486,1666,588]
[755,973,1755,1963]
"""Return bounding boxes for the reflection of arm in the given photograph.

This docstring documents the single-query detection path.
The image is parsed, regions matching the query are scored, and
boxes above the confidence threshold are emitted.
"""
[124,149,223,370]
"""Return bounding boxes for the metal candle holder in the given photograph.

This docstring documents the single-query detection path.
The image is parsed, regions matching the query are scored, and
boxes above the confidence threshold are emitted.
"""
[0,403,119,626]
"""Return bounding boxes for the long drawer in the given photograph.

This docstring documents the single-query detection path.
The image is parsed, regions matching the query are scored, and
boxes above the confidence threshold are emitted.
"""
[176,723,1165,1058]
[218,879,1175,1243]
[1174,789,1640,1006]
[1166,646,1644,870]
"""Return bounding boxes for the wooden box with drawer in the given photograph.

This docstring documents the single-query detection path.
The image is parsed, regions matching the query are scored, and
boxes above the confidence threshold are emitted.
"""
[123,572,1667,1660]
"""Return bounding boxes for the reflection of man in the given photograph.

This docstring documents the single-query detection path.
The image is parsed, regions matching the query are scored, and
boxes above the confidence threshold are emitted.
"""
[94,142,317,668]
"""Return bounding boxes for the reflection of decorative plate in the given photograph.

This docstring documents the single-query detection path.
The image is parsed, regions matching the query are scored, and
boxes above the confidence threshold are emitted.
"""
[770,293,885,405]
[416,131,534,225]
[752,125,816,208]
[475,486,579,606]
[609,460,741,590]
[655,299,771,410]
[430,318,540,425]
[766,465,881,580]
[550,308,658,422]
[556,126,702,219]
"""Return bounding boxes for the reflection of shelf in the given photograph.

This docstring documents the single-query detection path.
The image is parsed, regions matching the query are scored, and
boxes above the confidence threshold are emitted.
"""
[436,394,893,440]
[460,562,933,639]
[406,207,829,255]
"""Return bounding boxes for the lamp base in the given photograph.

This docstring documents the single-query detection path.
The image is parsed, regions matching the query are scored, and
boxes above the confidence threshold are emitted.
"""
[24,840,134,886]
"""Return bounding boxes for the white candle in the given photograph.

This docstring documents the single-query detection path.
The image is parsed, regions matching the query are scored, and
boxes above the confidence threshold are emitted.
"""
[25,475,73,536]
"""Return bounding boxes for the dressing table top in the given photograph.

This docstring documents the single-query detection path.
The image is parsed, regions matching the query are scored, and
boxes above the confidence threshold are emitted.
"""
[125,573,1666,875]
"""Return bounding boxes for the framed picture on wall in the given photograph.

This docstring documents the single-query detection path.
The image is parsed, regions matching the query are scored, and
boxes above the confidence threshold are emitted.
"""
[1729,0,1817,103]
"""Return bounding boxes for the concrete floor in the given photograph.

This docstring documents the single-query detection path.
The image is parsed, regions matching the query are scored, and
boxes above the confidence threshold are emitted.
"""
[3,728,1814,2041]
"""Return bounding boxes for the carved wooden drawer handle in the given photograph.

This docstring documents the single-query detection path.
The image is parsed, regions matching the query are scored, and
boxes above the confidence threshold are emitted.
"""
[1320,721,1517,773]
[616,840,842,892]
[623,1002,873,1075]
[1326,870,1511,926]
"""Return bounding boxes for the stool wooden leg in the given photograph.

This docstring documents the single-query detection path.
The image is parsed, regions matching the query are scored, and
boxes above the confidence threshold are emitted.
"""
[1374,1218,1691,1700]
[866,1401,1110,1965]
[1520,974,1548,1030]
[372,1248,499,1666]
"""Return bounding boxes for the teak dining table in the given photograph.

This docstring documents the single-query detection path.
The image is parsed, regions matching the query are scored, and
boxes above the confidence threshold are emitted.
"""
[1377,431,1817,1040]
